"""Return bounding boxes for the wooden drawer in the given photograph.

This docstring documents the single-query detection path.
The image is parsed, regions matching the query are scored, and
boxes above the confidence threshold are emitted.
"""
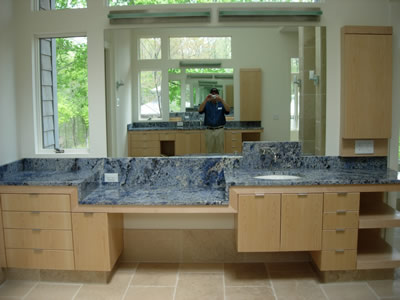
[1,194,70,212]
[130,148,160,157]
[4,229,73,250]
[323,211,359,229]
[2,212,72,230]
[324,193,360,212]
[322,229,358,250]
[159,133,176,141]
[130,132,159,141]
[131,140,160,149]
[6,249,74,270]
[311,249,357,271]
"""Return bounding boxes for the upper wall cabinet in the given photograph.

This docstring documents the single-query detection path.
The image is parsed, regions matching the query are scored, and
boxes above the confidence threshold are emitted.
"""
[240,68,262,121]
[340,26,392,157]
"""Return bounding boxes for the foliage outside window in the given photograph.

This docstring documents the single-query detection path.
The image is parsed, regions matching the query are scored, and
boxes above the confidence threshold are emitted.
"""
[139,38,162,60]
[39,0,87,10]
[110,0,317,6]
[56,37,89,149]
[170,37,231,59]
[39,37,89,150]
[140,71,162,119]
[169,80,181,112]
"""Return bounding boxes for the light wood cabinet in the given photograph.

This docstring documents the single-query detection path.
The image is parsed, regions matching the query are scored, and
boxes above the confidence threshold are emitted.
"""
[235,191,323,252]
[236,194,280,252]
[225,130,242,154]
[128,131,160,157]
[72,212,123,272]
[240,68,262,121]
[280,193,323,251]
[1,192,74,270]
[175,131,202,155]
[340,26,392,156]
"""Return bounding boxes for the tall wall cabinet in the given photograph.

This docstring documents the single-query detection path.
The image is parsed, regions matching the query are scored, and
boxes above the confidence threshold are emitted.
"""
[340,26,392,156]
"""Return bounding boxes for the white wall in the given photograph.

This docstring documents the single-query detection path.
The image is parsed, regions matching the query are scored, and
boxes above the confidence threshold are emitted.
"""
[0,0,18,165]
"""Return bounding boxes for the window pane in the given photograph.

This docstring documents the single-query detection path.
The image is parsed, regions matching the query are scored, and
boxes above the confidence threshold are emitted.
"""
[110,0,317,6]
[169,80,181,113]
[40,0,87,10]
[170,37,231,59]
[139,38,161,60]
[140,71,162,119]
[56,37,89,149]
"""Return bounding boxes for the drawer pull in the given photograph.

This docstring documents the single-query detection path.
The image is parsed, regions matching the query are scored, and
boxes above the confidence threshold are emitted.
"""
[33,249,43,253]
[337,192,348,196]
[29,194,39,197]
[31,211,40,214]
[84,212,94,216]
[297,194,308,197]
[335,249,345,253]
[255,193,264,197]
[32,228,41,232]
[336,229,345,233]
[336,210,347,215]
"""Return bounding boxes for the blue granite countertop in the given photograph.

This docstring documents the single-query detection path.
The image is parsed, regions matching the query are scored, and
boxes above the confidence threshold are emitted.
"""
[128,121,263,131]
[225,168,400,188]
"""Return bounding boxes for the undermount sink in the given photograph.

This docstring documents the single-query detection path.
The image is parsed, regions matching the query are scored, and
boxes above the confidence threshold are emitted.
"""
[254,174,302,180]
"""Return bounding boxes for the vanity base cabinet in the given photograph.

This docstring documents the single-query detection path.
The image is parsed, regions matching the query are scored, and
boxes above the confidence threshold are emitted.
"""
[280,194,323,251]
[72,212,123,272]
[175,131,202,155]
[236,194,280,252]
[235,191,323,252]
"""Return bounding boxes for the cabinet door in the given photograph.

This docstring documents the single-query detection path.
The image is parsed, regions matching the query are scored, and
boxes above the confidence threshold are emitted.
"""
[280,193,323,251]
[341,28,392,139]
[175,132,201,155]
[240,69,261,121]
[72,213,123,271]
[237,194,280,252]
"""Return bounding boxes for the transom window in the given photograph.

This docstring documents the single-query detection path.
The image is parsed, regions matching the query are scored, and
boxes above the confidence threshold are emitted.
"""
[110,0,317,6]
[170,37,231,60]
[39,0,87,10]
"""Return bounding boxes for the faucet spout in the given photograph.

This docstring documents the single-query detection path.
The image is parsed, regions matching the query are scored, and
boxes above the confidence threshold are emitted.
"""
[260,148,278,163]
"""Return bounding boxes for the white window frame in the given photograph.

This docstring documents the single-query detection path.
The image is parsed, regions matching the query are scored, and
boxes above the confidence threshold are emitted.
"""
[34,33,90,155]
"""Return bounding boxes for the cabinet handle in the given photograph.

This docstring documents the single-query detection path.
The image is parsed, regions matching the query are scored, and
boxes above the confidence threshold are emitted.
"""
[29,193,39,197]
[255,193,264,197]
[84,212,94,216]
[297,194,308,197]
[335,249,345,253]
[32,228,41,232]
[33,249,43,253]
[336,210,346,215]
[337,192,348,196]
[336,229,345,233]
[31,211,40,214]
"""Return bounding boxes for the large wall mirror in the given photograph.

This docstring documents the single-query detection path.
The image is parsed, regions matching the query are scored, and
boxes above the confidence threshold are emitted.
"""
[104,26,326,157]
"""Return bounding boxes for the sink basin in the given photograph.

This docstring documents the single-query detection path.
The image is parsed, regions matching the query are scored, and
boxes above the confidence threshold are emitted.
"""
[254,174,301,180]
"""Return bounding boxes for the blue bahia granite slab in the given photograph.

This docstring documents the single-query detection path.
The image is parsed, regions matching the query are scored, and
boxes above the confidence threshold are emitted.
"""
[0,141,398,207]
[127,121,262,131]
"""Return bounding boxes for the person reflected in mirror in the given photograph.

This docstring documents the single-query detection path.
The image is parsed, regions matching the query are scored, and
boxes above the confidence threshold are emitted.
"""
[198,87,230,153]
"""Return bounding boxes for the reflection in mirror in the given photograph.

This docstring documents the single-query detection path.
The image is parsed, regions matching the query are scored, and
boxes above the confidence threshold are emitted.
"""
[104,26,326,158]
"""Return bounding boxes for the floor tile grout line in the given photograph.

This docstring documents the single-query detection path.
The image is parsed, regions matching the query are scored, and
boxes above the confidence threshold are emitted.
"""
[318,282,331,300]
[264,263,278,300]
[21,281,39,300]
[121,263,138,300]
[223,263,226,300]
[364,281,381,300]
[71,283,83,300]
[173,264,180,300]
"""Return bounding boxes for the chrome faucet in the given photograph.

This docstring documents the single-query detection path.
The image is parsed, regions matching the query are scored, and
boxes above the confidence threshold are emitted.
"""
[260,148,278,163]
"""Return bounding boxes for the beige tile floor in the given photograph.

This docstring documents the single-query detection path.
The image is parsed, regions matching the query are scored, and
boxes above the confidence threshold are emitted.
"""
[0,262,399,300]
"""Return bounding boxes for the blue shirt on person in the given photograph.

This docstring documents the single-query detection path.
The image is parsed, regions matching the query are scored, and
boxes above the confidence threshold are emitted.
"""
[199,101,229,127]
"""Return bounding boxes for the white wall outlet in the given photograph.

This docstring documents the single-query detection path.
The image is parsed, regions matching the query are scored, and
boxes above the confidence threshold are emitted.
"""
[104,173,119,182]
[355,140,374,154]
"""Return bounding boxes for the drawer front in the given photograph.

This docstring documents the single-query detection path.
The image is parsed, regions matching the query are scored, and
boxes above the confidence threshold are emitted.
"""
[316,250,357,271]
[6,249,74,270]
[323,211,359,229]
[130,132,159,141]
[4,229,73,250]
[2,212,72,230]
[159,133,176,141]
[324,193,360,212]
[1,194,70,212]
[131,140,160,149]
[322,229,358,250]
[130,148,160,157]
